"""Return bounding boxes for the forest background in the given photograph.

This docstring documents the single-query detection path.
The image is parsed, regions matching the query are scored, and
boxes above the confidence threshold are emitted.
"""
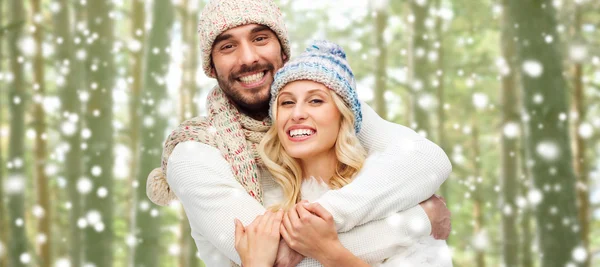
[1,0,599,266]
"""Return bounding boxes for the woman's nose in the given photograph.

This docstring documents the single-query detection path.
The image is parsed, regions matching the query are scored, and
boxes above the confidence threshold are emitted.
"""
[291,104,308,121]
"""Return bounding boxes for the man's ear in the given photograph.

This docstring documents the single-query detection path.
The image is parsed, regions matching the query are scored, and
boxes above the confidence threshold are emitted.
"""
[282,52,288,62]
[210,67,216,77]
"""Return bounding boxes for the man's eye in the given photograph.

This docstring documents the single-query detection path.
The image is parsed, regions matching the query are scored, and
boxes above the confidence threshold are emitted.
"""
[255,36,268,42]
[221,44,234,50]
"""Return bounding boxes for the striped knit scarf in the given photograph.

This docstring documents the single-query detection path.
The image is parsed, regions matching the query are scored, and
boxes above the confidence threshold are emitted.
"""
[146,85,269,206]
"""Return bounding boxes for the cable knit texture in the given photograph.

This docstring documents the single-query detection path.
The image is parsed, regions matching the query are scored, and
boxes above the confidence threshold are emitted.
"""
[198,0,291,77]
[165,102,452,266]
[146,86,269,207]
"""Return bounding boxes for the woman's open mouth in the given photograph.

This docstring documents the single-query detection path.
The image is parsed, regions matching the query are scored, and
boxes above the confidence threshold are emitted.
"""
[287,128,316,142]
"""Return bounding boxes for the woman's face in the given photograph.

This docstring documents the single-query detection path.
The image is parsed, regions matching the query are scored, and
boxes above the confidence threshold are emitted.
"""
[276,80,341,160]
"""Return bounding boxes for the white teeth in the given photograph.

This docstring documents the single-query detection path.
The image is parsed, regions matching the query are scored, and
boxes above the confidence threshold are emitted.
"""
[239,72,264,83]
[289,129,315,138]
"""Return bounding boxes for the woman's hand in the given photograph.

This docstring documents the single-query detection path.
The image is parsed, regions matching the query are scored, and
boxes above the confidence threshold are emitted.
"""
[235,210,284,267]
[280,201,342,261]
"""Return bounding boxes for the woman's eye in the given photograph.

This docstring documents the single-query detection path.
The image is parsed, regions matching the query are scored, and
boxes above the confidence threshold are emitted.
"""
[309,99,324,104]
[280,101,294,106]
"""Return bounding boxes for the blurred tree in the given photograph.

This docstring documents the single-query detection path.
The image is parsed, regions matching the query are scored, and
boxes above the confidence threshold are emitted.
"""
[519,133,534,267]
[132,0,174,266]
[373,8,388,119]
[506,0,583,266]
[434,0,449,199]
[409,0,432,137]
[7,0,28,266]
[0,0,7,266]
[470,120,486,267]
[30,0,51,266]
[52,0,84,266]
[128,1,145,265]
[569,4,590,267]
[499,0,519,265]
[83,1,116,266]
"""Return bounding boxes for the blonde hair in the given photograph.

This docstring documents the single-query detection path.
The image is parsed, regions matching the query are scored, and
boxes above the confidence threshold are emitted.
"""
[259,90,367,211]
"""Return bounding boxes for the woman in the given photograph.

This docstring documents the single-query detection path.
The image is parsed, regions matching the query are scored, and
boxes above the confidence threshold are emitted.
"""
[235,40,451,266]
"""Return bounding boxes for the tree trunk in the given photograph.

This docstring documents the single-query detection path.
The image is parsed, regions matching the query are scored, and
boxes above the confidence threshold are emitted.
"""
[30,0,51,266]
[471,122,485,267]
[182,0,199,118]
[0,0,8,266]
[569,5,590,267]
[132,1,174,266]
[7,0,29,266]
[128,0,145,265]
[519,139,534,267]
[410,0,432,137]
[499,1,519,265]
[53,0,84,266]
[84,1,116,266]
[506,0,582,265]
[374,9,388,119]
[434,0,449,202]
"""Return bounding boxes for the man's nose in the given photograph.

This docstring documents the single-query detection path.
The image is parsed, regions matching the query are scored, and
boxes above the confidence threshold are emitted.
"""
[238,41,259,66]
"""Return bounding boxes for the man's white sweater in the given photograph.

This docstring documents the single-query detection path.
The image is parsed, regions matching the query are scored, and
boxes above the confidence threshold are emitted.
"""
[166,103,452,266]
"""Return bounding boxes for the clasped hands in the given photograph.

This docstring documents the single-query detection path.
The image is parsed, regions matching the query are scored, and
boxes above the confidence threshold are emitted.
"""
[235,195,451,267]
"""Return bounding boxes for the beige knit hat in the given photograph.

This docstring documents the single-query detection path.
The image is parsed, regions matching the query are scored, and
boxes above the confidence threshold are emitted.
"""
[198,0,291,78]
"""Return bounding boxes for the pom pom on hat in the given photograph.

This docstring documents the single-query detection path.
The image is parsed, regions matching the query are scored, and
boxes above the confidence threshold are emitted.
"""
[146,168,177,206]
[306,40,347,59]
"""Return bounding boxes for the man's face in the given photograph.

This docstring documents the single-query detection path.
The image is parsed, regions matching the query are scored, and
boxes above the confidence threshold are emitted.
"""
[211,24,287,113]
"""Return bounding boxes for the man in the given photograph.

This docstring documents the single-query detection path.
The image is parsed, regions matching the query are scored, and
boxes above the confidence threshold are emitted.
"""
[146,0,452,266]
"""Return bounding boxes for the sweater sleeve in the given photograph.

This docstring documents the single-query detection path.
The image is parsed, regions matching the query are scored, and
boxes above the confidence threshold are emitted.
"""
[166,141,266,265]
[316,102,452,232]
[296,205,432,266]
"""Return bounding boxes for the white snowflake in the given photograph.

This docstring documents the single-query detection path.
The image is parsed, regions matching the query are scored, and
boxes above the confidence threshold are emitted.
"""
[97,187,108,198]
[527,189,543,206]
[91,166,102,177]
[81,128,92,139]
[77,218,88,229]
[536,141,560,161]
[471,230,489,251]
[522,60,543,78]
[572,246,587,263]
[55,258,72,267]
[86,211,102,225]
[169,244,181,256]
[6,175,26,194]
[61,121,77,136]
[77,177,93,194]
[578,123,593,139]
[417,93,437,111]
[472,92,489,110]
[569,44,588,63]
[33,205,45,218]
[20,253,32,264]
[502,122,520,139]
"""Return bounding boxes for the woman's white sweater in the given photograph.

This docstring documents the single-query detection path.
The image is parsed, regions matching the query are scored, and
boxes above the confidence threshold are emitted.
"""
[166,103,452,266]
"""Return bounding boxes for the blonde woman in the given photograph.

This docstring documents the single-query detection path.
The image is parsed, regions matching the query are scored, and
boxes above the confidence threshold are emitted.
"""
[234,40,452,267]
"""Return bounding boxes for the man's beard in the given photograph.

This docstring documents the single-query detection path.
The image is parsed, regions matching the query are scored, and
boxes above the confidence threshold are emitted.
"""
[216,62,275,114]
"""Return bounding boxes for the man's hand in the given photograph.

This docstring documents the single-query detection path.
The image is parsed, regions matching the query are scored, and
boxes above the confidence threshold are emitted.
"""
[419,195,451,240]
[274,239,304,267]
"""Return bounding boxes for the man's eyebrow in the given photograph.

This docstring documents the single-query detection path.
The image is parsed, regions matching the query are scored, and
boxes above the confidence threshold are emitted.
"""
[251,25,271,34]
[213,33,233,46]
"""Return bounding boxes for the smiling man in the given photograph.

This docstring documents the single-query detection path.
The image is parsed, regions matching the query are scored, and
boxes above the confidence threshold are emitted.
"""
[146,0,453,266]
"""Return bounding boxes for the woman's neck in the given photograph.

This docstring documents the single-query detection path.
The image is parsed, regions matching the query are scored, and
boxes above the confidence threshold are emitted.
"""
[299,149,337,183]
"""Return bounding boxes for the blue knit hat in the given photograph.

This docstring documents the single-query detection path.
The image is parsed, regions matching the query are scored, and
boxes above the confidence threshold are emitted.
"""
[270,40,362,133]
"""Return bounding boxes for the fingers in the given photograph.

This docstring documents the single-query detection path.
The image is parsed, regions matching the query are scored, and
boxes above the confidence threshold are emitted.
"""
[296,203,313,223]
[282,210,293,233]
[234,218,244,245]
[280,223,292,245]
[260,210,273,231]
[287,205,301,228]
[272,209,284,233]
[303,203,333,223]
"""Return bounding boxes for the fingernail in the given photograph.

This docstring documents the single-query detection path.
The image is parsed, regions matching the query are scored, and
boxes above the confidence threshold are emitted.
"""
[302,202,310,207]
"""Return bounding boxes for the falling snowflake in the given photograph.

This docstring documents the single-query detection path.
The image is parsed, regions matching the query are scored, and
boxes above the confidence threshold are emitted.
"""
[578,123,593,139]
[55,258,72,267]
[571,246,587,263]
[417,93,437,111]
[502,122,519,139]
[472,93,489,110]
[522,60,543,78]
[536,141,560,161]
[32,205,45,218]
[77,218,88,229]
[97,187,108,198]
[6,175,26,194]
[527,189,543,206]
[91,166,102,177]
[77,177,93,194]
[569,44,588,63]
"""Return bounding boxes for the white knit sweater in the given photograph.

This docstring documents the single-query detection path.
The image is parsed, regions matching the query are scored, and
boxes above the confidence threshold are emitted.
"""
[166,103,452,266]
